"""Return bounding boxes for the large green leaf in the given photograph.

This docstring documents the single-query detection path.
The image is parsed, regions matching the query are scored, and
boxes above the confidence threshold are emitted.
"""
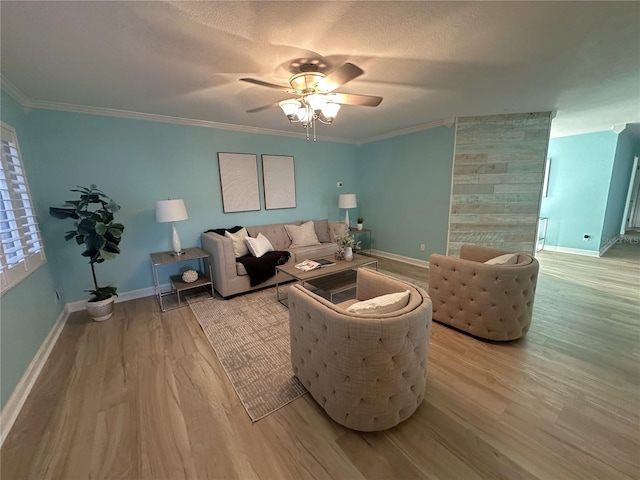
[95,222,107,235]
[49,207,79,220]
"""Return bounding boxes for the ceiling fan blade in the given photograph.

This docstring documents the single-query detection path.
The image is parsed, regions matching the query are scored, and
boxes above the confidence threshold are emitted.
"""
[316,63,364,92]
[246,100,284,113]
[330,93,383,107]
[240,77,291,92]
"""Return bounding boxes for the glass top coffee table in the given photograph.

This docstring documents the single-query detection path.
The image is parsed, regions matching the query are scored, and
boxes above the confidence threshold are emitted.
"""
[275,253,378,306]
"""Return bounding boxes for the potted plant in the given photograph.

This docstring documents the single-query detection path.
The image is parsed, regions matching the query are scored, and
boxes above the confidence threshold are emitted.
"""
[50,185,125,321]
[335,232,361,261]
[356,217,364,231]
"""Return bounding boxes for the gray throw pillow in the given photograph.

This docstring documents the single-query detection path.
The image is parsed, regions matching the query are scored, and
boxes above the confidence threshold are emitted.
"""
[313,219,332,243]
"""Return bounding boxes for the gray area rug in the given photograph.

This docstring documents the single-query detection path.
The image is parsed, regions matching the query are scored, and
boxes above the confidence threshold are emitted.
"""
[189,285,307,422]
[188,268,426,422]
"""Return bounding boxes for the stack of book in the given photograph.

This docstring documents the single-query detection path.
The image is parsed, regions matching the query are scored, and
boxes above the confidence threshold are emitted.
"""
[295,258,336,271]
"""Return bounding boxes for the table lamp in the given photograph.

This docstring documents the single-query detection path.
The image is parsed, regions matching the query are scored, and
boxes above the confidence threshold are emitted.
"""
[338,193,357,229]
[156,198,188,255]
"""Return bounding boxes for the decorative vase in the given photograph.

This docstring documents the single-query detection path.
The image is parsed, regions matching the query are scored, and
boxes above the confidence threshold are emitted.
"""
[86,295,115,322]
[344,246,353,261]
[357,223,363,231]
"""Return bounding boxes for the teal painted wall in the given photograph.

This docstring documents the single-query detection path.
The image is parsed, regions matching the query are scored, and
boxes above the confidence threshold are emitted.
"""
[356,126,455,261]
[28,109,358,301]
[541,131,618,251]
[0,91,64,408]
[603,129,639,243]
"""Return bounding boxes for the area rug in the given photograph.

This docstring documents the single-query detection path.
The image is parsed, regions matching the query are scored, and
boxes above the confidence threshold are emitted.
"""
[188,269,426,422]
[188,285,307,422]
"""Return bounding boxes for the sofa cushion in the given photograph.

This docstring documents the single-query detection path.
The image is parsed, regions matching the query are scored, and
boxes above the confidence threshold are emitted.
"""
[313,219,332,243]
[346,290,411,314]
[288,243,338,262]
[225,228,250,257]
[245,232,274,258]
[329,222,348,242]
[246,223,294,251]
[285,221,321,248]
[484,253,518,265]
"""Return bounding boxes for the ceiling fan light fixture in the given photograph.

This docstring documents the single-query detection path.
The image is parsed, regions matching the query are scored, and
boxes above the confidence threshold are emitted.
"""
[306,94,327,112]
[321,102,341,122]
[279,99,301,120]
[296,106,312,124]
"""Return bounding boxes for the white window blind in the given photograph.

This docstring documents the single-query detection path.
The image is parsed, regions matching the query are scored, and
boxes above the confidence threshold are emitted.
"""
[0,122,46,295]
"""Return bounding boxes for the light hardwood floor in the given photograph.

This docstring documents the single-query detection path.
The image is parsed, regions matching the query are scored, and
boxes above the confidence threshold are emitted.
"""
[2,239,639,479]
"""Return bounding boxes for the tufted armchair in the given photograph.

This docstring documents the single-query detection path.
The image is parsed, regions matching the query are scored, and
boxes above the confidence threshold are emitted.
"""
[428,244,539,341]
[288,268,432,432]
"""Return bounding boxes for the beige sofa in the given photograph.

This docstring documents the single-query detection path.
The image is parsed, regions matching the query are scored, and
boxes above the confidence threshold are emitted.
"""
[201,220,346,298]
[288,268,432,431]
[428,244,539,341]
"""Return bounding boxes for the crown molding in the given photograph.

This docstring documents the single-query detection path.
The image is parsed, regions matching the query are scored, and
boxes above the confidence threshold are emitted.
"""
[358,118,455,145]
[0,76,33,111]
[25,98,357,144]
[1,82,356,144]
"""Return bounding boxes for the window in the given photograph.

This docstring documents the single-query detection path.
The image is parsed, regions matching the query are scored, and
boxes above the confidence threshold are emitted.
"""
[0,122,46,295]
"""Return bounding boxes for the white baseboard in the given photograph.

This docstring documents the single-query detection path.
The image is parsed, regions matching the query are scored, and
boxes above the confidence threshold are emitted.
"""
[0,283,164,447]
[599,235,619,256]
[371,249,430,269]
[0,304,69,447]
[66,284,166,312]
[542,245,600,257]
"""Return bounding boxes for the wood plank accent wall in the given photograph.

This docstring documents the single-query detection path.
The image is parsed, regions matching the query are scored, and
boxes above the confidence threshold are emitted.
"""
[448,112,552,257]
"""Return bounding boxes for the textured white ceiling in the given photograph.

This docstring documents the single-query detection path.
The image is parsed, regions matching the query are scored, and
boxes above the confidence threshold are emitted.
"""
[1,1,639,142]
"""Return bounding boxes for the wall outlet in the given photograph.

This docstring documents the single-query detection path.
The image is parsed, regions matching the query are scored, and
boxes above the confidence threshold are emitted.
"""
[420,243,425,251]
[583,234,591,242]
[337,182,343,188]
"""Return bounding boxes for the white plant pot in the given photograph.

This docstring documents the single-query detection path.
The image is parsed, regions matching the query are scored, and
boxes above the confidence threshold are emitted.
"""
[86,295,115,322]
[357,223,363,231]
[344,247,353,261]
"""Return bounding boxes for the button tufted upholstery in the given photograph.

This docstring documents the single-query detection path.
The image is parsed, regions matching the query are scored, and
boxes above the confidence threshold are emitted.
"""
[428,244,539,341]
[288,268,432,432]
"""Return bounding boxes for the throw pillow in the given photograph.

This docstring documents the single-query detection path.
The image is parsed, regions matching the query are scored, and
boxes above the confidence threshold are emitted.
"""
[285,221,320,248]
[245,232,274,258]
[313,219,332,243]
[346,290,411,314]
[329,222,348,243]
[484,253,519,265]
[225,227,250,257]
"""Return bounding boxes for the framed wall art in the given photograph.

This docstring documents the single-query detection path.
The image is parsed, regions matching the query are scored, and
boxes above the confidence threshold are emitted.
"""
[262,154,296,210]
[217,152,261,213]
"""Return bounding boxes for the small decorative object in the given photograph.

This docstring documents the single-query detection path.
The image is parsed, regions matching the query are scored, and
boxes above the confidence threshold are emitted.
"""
[182,269,198,283]
[336,232,360,262]
[344,246,354,261]
[357,217,364,231]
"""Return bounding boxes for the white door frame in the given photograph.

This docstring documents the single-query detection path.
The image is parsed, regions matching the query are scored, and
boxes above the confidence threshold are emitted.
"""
[621,156,640,233]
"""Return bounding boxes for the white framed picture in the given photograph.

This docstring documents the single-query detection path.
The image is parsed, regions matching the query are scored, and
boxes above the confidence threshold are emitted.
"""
[262,154,296,210]
[217,152,261,213]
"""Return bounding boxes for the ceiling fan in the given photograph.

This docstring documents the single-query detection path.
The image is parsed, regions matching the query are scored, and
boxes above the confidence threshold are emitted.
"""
[240,61,383,140]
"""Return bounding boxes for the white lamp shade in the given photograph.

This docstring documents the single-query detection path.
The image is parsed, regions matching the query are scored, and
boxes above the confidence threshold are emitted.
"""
[321,102,341,120]
[279,99,301,117]
[338,193,357,209]
[306,94,327,111]
[156,199,188,223]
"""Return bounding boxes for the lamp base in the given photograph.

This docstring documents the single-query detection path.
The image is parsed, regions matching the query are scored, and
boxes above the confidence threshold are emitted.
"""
[171,250,185,256]
[171,222,184,256]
